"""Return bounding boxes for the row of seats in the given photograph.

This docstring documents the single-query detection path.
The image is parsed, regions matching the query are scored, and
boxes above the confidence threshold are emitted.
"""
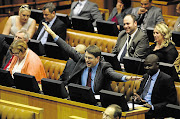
[0,99,43,119]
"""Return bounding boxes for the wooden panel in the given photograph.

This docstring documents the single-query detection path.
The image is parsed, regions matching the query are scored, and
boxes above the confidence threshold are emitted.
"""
[0,85,149,119]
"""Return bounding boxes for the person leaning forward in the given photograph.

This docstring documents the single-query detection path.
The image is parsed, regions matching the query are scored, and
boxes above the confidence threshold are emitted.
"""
[42,22,138,94]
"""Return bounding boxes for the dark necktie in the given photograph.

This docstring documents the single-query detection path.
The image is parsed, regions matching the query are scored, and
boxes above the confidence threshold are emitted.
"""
[120,35,131,62]
[141,77,152,99]
[86,68,92,87]
[137,13,145,25]
[37,22,49,41]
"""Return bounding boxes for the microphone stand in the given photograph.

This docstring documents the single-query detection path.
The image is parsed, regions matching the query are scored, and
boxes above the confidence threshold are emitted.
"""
[131,59,143,110]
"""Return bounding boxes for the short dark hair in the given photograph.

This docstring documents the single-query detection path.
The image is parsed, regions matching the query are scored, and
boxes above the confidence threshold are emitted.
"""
[124,14,137,22]
[122,0,131,9]
[85,45,101,58]
[145,54,159,64]
[109,104,122,118]
[42,2,56,13]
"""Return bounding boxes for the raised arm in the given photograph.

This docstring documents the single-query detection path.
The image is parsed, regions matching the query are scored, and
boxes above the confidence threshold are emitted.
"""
[27,19,36,38]
[42,22,81,62]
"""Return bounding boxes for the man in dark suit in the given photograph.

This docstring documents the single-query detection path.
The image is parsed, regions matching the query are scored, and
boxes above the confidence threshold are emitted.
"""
[33,2,66,55]
[69,0,103,26]
[134,54,177,119]
[42,22,136,94]
[112,14,149,62]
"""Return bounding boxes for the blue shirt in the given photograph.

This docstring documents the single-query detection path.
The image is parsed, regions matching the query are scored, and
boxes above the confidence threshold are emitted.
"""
[81,62,99,93]
[143,69,160,110]
[37,16,57,44]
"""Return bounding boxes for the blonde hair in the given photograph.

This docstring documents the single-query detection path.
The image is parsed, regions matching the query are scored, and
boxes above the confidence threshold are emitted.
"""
[19,4,31,14]
[17,29,30,42]
[154,23,174,48]
[9,40,28,54]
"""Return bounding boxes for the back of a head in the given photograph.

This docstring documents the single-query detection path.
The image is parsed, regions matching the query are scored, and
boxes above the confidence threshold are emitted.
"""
[75,44,86,54]
[43,2,56,13]
[103,104,122,119]
[85,45,101,57]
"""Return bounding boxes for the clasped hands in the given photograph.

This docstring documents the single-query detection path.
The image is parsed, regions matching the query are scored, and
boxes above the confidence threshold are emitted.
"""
[133,93,152,108]
[138,8,148,15]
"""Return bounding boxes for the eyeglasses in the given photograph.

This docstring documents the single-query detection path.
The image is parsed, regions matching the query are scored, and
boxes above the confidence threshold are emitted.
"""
[10,49,21,56]
[102,112,112,119]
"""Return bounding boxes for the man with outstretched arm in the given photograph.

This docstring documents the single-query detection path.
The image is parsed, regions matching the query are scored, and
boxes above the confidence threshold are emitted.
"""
[42,22,138,94]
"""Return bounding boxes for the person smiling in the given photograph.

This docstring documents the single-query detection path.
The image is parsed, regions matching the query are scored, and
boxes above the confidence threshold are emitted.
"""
[41,22,138,94]
[148,23,178,64]
[2,5,36,38]
[112,14,149,62]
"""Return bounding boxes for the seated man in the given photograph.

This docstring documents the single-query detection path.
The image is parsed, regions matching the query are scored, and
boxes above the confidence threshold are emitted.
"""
[131,0,164,32]
[42,22,137,94]
[112,14,149,62]
[174,3,180,32]
[134,54,177,119]
[102,104,122,119]
[33,2,66,55]
[69,0,103,26]
[60,44,86,85]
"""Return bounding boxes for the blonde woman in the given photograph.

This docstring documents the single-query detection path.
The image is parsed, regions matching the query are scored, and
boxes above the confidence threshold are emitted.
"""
[149,23,178,64]
[2,4,36,38]
[8,40,46,83]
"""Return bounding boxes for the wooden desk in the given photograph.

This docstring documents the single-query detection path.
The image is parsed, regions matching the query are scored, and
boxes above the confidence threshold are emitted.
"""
[0,85,149,119]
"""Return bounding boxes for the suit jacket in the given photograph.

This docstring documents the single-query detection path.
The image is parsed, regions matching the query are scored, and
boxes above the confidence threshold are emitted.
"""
[70,0,103,26]
[149,43,178,64]
[55,37,126,93]
[59,59,77,85]
[174,17,180,32]
[0,35,9,68]
[108,7,132,26]
[112,28,149,59]
[132,6,164,31]
[33,17,66,42]
[137,72,177,117]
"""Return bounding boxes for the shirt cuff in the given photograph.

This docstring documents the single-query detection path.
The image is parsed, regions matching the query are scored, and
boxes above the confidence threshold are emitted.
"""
[54,35,59,42]
[121,76,127,82]
[151,105,154,110]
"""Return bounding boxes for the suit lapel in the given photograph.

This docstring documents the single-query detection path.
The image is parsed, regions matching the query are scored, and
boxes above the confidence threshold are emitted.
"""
[79,1,89,15]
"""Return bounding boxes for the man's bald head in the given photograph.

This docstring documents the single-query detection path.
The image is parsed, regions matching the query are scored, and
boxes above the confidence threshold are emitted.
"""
[75,44,86,54]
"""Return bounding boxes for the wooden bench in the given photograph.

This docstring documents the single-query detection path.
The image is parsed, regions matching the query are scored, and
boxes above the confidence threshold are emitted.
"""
[0,99,43,119]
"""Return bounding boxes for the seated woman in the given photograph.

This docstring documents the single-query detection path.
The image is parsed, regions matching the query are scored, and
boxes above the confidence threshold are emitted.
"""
[8,40,46,83]
[2,4,36,38]
[107,0,132,30]
[149,23,178,64]
[174,3,180,32]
